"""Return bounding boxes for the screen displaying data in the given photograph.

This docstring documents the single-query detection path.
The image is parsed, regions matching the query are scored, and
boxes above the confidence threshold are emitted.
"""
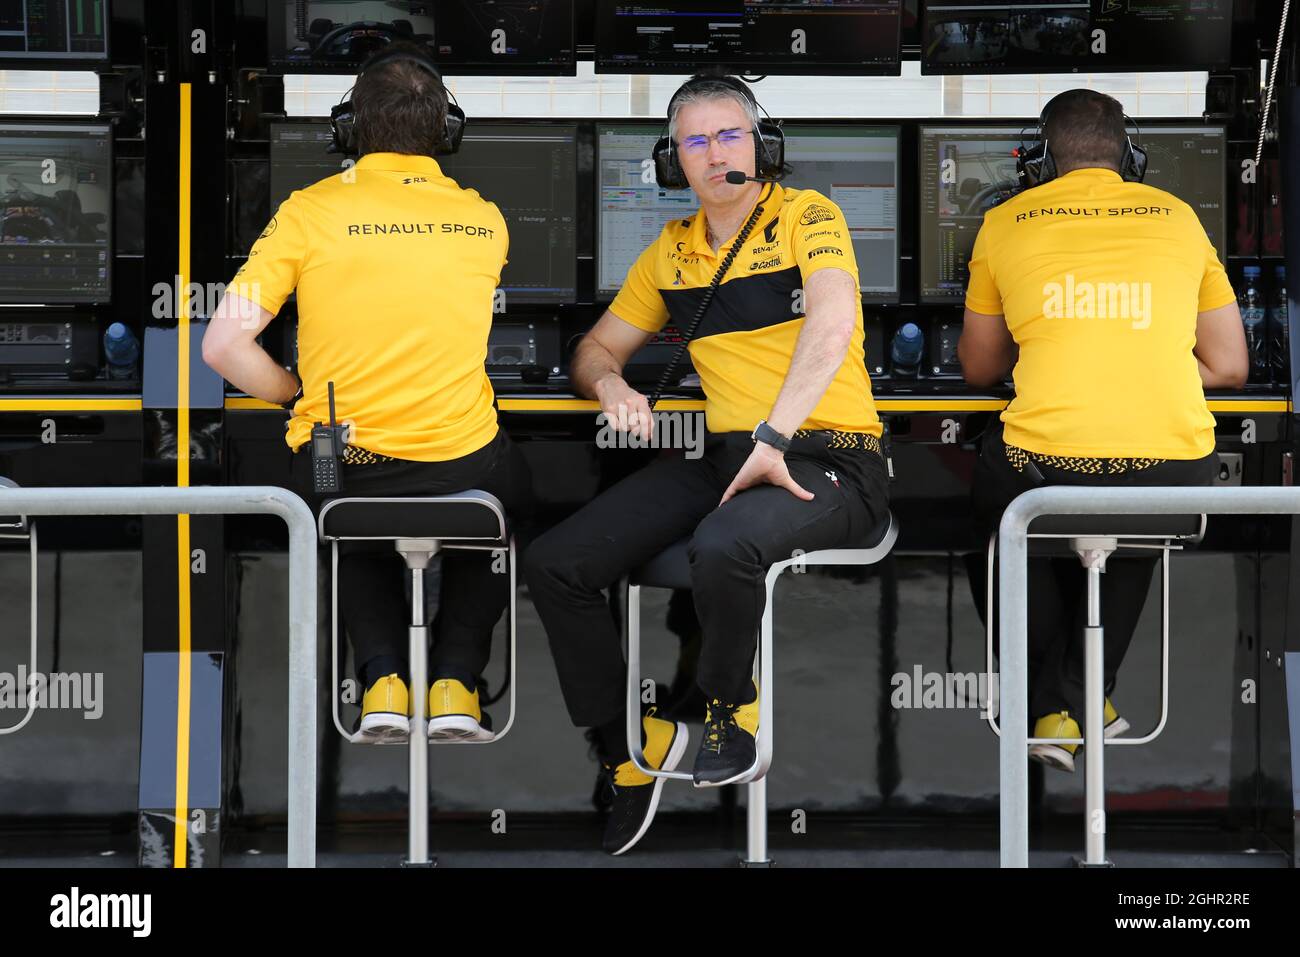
[598,123,899,300]
[918,124,1228,303]
[921,1,1231,74]
[0,0,108,60]
[0,123,111,304]
[270,121,578,304]
[596,1,902,75]
[269,0,574,73]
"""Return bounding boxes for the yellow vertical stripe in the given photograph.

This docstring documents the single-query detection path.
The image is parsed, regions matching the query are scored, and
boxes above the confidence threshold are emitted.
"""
[174,83,193,868]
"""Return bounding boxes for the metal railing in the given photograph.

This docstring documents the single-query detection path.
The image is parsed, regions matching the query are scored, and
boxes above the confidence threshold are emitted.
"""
[997,485,1300,868]
[0,485,317,868]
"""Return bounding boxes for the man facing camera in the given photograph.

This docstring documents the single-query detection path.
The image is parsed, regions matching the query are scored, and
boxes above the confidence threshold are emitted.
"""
[959,89,1247,771]
[203,42,531,743]
[524,75,890,854]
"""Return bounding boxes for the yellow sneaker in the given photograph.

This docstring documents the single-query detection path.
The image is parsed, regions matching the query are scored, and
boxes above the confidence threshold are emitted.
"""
[602,711,689,855]
[693,680,760,787]
[358,674,410,742]
[427,677,494,742]
[1029,711,1080,772]
[1104,698,1130,737]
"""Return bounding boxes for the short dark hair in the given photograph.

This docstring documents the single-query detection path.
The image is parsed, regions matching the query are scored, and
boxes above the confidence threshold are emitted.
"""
[352,41,448,157]
[1042,89,1128,174]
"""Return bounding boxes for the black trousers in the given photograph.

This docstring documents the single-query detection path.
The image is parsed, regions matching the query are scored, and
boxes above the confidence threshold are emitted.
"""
[970,421,1216,719]
[291,427,533,689]
[523,430,891,729]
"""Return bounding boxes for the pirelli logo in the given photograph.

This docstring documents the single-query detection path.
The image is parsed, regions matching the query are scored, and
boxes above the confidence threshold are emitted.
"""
[807,245,844,259]
[345,222,496,237]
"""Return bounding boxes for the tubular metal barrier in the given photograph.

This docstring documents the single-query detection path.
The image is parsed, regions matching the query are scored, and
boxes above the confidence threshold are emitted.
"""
[0,485,318,868]
[997,485,1300,868]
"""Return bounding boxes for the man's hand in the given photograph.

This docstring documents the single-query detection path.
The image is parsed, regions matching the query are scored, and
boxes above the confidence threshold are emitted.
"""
[720,441,813,505]
[594,372,654,442]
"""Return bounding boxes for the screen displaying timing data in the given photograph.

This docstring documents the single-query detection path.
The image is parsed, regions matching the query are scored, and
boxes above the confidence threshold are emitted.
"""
[0,124,111,305]
[597,123,899,300]
[269,121,578,305]
[0,0,108,60]
[595,1,903,75]
[269,0,575,74]
[918,124,1228,303]
[921,1,1231,75]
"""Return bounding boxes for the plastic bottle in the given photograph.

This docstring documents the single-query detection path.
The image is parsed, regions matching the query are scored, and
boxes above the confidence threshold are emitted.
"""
[103,322,140,380]
[1269,265,1288,382]
[891,322,924,377]
[1239,265,1266,382]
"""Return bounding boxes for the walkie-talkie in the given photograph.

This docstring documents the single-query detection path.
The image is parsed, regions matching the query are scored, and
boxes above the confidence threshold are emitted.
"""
[310,381,346,494]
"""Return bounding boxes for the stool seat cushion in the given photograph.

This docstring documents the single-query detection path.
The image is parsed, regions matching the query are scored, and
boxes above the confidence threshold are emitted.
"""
[630,512,896,589]
[319,490,507,544]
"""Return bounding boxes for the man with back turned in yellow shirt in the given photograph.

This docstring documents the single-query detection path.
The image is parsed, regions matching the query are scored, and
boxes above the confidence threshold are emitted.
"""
[202,42,531,743]
[958,89,1247,772]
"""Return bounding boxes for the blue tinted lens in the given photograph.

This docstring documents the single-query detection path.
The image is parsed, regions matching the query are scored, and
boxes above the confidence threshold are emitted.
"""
[681,136,709,152]
[718,129,747,144]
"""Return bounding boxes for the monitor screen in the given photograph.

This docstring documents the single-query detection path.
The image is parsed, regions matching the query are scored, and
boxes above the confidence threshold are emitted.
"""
[0,0,108,61]
[921,1,1231,74]
[268,0,575,74]
[269,121,578,304]
[918,123,1228,303]
[597,122,899,300]
[595,1,903,75]
[0,123,112,305]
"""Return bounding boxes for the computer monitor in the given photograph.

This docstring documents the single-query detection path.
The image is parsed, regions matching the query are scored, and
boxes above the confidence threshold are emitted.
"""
[268,0,575,74]
[595,1,903,75]
[0,122,112,305]
[921,1,1231,74]
[0,0,109,62]
[597,122,900,300]
[918,123,1229,304]
[269,120,578,305]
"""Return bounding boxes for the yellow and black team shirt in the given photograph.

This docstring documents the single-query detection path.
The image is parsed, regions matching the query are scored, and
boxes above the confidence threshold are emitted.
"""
[966,167,1238,460]
[612,184,881,438]
[231,152,508,461]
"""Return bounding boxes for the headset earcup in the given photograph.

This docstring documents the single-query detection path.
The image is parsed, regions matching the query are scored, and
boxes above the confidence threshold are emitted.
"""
[756,121,785,179]
[329,99,356,155]
[1124,140,1148,183]
[439,103,467,156]
[653,135,688,190]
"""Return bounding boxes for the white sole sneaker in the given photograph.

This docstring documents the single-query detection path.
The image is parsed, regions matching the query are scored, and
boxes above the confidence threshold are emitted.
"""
[1028,742,1076,773]
[610,722,690,857]
[428,713,494,742]
[356,711,409,745]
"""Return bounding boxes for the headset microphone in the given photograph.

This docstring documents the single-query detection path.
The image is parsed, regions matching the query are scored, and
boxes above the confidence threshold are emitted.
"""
[724,170,785,185]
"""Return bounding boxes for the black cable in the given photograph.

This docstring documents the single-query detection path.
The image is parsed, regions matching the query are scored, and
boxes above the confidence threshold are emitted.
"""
[649,182,775,410]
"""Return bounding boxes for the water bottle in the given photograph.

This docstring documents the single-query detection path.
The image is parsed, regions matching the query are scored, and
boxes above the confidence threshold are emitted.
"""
[1269,265,1288,382]
[891,322,924,377]
[103,322,139,380]
[1239,266,1266,382]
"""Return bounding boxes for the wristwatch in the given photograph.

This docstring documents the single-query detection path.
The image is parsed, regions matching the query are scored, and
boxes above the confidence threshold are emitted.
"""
[751,419,792,453]
[280,380,303,412]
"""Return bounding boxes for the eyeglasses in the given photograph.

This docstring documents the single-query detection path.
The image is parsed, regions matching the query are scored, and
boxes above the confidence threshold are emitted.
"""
[679,128,753,154]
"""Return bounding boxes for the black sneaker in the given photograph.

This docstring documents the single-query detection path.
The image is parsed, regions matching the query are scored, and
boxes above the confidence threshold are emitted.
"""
[601,712,689,856]
[692,681,760,787]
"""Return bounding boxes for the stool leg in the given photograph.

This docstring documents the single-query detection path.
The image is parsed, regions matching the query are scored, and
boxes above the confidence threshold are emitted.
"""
[744,778,770,867]
[407,566,431,867]
[1083,562,1108,867]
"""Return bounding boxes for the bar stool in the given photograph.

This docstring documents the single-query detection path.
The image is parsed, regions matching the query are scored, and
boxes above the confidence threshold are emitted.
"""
[623,511,898,866]
[318,491,517,867]
[983,511,1206,866]
[0,477,38,736]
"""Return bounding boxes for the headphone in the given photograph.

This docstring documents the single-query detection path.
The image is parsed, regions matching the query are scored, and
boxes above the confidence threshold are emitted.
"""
[1015,92,1147,189]
[329,47,466,157]
[652,74,788,190]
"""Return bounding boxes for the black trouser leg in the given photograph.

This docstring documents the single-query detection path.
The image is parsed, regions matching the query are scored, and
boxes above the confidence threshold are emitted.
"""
[689,441,890,704]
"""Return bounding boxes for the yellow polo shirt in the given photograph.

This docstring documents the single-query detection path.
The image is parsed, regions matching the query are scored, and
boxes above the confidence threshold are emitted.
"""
[966,167,1237,459]
[230,152,508,461]
[611,184,881,437]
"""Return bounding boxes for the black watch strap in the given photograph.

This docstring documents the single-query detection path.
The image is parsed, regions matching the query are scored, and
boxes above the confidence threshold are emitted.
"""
[280,381,303,412]
[752,419,792,453]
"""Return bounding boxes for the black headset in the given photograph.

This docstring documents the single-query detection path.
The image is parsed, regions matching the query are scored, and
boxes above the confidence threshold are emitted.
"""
[329,46,466,157]
[1015,92,1147,189]
[652,74,788,190]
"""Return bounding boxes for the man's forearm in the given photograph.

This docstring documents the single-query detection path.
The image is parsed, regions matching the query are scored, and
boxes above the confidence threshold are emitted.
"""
[571,339,626,401]
[210,342,299,403]
[766,311,854,436]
